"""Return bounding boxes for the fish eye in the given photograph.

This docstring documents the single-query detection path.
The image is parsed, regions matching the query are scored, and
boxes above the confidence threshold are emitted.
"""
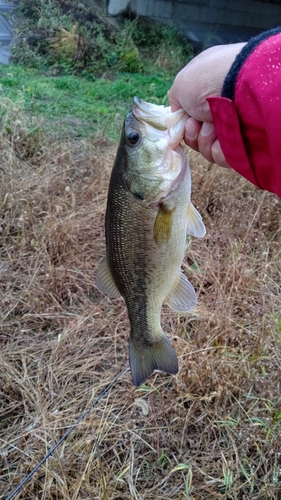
[127,131,140,145]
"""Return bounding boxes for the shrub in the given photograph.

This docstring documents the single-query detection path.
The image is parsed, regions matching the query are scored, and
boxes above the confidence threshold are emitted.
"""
[11,0,193,75]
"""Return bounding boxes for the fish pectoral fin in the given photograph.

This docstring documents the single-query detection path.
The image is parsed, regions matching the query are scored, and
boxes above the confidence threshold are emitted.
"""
[129,334,179,386]
[96,257,120,298]
[186,202,206,238]
[153,204,175,245]
[166,271,197,312]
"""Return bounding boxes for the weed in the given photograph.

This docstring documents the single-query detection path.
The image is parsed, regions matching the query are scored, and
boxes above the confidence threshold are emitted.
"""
[0,96,42,158]
[51,22,86,62]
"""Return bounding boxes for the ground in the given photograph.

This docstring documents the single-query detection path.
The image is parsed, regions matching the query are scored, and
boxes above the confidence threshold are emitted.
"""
[0,130,281,499]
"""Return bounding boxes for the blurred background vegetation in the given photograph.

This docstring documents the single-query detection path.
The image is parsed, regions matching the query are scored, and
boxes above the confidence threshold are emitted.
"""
[11,0,194,75]
[0,0,194,141]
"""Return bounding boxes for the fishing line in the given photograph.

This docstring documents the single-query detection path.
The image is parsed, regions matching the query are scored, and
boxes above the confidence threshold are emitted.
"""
[6,363,129,500]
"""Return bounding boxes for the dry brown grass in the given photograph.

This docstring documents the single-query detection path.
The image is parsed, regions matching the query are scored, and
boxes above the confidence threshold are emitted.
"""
[1,124,281,499]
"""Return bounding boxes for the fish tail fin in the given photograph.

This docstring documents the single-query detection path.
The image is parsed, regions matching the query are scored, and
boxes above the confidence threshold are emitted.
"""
[129,334,179,386]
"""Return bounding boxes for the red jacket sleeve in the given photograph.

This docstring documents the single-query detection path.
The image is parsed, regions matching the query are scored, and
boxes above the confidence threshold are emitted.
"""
[207,28,281,198]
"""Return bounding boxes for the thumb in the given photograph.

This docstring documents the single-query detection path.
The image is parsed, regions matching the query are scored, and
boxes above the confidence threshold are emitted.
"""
[168,88,182,113]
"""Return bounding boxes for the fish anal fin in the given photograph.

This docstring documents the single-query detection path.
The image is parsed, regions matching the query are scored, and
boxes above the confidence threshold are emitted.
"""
[166,271,197,312]
[129,334,179,386]
[96,257,120,298]
[186,202,206,238]
[153,204,175,245]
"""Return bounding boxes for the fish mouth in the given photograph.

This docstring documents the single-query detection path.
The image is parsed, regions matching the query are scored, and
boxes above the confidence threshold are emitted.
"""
[133,96,167,114]
[133,96,187,132]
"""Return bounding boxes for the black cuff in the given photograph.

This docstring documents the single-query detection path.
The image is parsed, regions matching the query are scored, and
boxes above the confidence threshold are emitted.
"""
[222,27,281,100]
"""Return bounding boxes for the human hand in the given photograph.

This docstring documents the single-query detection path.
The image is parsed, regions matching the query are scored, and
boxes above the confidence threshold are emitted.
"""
[169,43,246,167]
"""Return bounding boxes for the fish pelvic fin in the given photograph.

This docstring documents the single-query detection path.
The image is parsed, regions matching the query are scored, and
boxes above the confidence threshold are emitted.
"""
[129,334,179,386]
[186,202,206,238]
[96,257,120,298]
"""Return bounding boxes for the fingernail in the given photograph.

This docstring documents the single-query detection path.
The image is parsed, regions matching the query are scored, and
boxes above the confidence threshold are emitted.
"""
[185,123,197,141]
[201,122,213,136]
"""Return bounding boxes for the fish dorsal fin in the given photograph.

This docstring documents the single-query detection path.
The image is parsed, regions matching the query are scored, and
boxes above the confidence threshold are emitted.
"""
[96,257,120,298]
[186,202,206,238]
[153,205,174,245]
[166,271,197,312]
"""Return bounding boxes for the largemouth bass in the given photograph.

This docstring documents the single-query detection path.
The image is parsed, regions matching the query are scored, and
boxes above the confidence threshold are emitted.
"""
[96,97,205,386]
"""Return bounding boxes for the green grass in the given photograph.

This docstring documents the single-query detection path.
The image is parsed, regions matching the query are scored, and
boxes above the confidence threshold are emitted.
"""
[0,64,173,140]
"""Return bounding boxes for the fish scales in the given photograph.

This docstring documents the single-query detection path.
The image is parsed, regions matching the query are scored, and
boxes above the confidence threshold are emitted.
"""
[106,167,187,346]
[96,97,206,386]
